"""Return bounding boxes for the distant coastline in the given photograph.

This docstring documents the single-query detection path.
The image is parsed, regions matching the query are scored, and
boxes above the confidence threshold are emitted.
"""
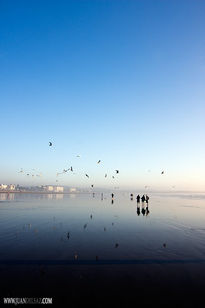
[0,190,91,194]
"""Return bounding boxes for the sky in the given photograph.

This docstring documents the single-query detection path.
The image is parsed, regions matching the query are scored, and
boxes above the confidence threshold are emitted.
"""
[0,0,205,191]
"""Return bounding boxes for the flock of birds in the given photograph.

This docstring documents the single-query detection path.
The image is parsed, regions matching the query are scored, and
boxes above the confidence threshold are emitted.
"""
[18,141,166,189]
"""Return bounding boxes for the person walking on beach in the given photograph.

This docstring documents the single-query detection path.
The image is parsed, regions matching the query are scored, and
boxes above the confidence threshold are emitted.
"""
[136,195,140,203]
[145,194,149,203]
[141,195,145,202]
[111,193,114,199]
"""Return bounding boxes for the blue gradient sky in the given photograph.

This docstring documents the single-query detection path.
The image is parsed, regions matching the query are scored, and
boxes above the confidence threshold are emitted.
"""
[0,0,205,190]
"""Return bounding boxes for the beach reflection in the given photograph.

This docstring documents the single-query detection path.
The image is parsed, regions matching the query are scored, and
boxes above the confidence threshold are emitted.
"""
[0,192,205,262]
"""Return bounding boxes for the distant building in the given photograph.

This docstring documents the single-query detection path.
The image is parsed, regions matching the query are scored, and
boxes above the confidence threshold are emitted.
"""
[55,186,64,193]
[45,186,54,192]
[9,184,15,191]
[70,188,77,193]
[0,184,8,190]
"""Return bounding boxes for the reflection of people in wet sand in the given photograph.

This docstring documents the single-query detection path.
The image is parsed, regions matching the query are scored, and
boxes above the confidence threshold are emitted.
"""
[141,203,146,216]
[136,195,140,203]
[137,204,140,216]
[146,205,150,216]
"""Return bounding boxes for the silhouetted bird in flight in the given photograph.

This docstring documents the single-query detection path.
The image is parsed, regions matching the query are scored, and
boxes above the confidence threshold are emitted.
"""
[91,184,94,188]
[105,174,107,178]
[84,224,87,229]
[49,142,52,146]
[161,171,165,175]
[70,166,73,172]
[115,170,119,174]
[85,174,89,178]
[67,232,70,239]
[115,243,119,248]
[76,155,80,157]
[112,176,115,179]
[97,160,101,164]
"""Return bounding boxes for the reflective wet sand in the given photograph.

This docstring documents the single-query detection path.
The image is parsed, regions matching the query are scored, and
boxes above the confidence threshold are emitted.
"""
[0,192,205,306]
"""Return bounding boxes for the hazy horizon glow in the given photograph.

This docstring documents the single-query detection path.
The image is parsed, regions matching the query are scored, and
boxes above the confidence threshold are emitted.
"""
[0,1,205,191]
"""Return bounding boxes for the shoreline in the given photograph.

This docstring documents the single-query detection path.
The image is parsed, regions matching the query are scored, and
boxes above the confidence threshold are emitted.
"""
[0,190,93,195]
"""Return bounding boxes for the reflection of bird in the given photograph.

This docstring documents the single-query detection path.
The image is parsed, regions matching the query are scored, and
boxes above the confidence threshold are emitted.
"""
[112,223,114,226]
[90,215,92,219]
[105,174,107,178]
[85,174,89,178]
[91,184,94,188]
[115,243,119,248]
[104,227,106,231]
[49,142,52,146]
[112,176,115,179]
[161,171,164,175]
[97,160,101,164]
[163,243,166,248]
[84,224,87,229]
[115,170,119,174]
[67,232,70,239]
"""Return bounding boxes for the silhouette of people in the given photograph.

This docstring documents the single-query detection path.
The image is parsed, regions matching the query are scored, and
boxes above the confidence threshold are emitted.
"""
[111,193,114,199]
[136,195,140,203]
[145,194,149,204]
[130,193,133,201]
[141,195,145,202]
[141,203,145,216]
[137,204,140,216]
[101,193,103,200]
[146,205,150,216]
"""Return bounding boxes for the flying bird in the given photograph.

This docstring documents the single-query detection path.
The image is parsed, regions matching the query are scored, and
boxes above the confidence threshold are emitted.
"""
[85,174,89,178]
[91,184,94,188]
[84,224,87,229]
[97,160,101,164]
[105,174,107,178]
[115,243,119,248]
[161,171,165,175]
[70,166,73,172]
[115,170,119,174]
[49,142,52,146]
[112,176,115,179]
[76,155,80,158]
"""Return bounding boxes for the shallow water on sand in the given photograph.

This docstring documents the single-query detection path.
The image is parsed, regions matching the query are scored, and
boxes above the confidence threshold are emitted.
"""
[0,192,205,262]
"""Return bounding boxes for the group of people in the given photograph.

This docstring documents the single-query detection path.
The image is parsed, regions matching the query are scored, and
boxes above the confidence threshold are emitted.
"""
[130,194,149,203]
[136,194,149,203]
